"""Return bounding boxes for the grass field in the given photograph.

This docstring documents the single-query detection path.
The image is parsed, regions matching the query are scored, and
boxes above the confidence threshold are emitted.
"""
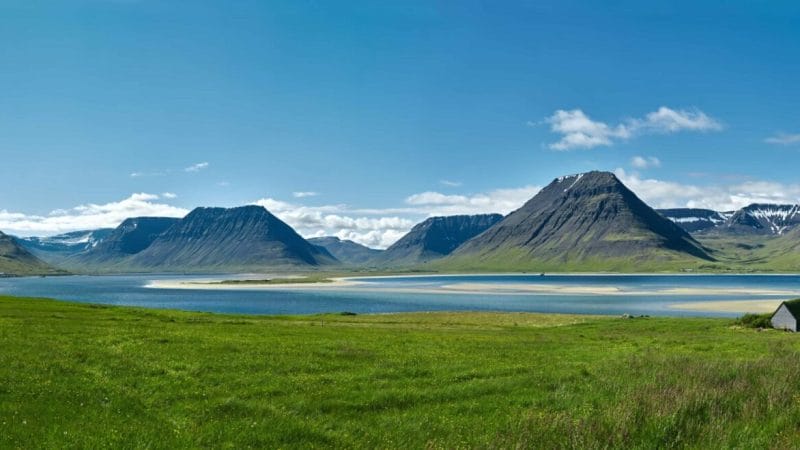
[2,296,800,448]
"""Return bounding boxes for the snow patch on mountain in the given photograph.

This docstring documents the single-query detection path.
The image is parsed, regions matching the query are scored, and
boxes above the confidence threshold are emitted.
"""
[660,204,800,235]
[741,204,800,235]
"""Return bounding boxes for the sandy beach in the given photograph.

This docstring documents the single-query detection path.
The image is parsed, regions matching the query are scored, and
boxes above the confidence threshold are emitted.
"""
[439,282,624,295]
[145,277,365,290]
[669,300,783,314]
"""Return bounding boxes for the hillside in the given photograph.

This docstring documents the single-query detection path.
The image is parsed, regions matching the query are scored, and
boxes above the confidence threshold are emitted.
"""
[126,205,337,271]
[376,214,503,265]
[0,231,61,275]
[741,226,800,270]
[308,236,382,265]
[441,171,713,271]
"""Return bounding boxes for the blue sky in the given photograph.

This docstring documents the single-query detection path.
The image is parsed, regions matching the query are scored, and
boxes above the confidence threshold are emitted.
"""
[2,0,800,246]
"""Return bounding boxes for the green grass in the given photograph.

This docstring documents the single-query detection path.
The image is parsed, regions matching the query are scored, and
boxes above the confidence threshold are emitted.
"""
[430,245,709,273]
[2,296,800,448]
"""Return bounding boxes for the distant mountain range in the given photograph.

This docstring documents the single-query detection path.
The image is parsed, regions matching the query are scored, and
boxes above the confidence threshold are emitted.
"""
[441,172,712,271]
[14,229,113,263]
[5,170,800,275]
[659,204,800,236]
[308,237,383,265]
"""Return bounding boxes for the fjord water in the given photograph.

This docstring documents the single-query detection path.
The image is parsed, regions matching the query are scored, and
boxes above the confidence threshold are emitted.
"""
[1,274,800,317]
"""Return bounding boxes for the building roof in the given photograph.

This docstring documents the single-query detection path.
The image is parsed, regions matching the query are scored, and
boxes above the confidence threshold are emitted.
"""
[777,298,800,317]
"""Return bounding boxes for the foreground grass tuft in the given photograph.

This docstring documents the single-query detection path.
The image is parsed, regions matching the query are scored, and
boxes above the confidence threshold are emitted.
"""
[1,296,799,448]
[735,312,773,329]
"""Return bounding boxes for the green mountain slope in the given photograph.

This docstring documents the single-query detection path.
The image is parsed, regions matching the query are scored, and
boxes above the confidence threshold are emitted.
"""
[733,227,800,271]
[0,231,62,275]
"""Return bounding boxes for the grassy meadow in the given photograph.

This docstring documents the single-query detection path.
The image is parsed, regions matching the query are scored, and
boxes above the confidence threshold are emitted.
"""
[2,295,800,448]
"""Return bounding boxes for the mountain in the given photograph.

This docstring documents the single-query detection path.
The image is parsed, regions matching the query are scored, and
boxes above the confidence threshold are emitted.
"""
[722,204,800,235]
[15,229,114,263]
[0,231,61,275]
[308,236,382,265]
[441,171,713,271]
[125,206,336,271]
[377,214,503,265]
[69,217,180,268]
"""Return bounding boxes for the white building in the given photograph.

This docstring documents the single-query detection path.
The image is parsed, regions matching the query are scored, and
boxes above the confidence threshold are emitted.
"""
[771,300,800,332]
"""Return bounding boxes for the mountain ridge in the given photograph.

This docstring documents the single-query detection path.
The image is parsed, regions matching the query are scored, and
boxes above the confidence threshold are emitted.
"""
[376,214,503,265]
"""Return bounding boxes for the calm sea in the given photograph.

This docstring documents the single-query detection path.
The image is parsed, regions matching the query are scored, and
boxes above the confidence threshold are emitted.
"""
[1,274,799,317]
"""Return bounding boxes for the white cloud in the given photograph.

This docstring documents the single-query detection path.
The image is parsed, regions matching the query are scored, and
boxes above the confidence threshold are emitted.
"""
[184,162,209,172]
[131,162,211,178]
[614,168,800,211]
[0,193,189,236]
[765,133,800,145]
[544,107,722,150]
[217,181,231,187]
[635,107,722,133]
[545,109,629,150]
[404,186,540,216]
[130,170,166,178]
[162,192,178,199]
[631,156,661,169]
[439,180,462,187]
[253,198,414,249]
[292,191,319,198]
